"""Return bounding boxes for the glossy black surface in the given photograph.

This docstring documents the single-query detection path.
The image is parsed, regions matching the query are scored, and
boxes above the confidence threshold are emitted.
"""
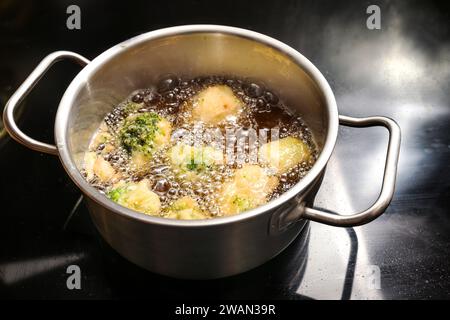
[0,0,449,299]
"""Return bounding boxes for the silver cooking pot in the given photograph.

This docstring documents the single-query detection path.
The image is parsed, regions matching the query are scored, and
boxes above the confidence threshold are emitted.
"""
[3,25,401,279]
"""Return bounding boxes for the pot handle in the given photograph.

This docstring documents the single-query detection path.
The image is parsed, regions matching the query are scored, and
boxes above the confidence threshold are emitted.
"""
[3,51,90,155]
[301,115,401,227]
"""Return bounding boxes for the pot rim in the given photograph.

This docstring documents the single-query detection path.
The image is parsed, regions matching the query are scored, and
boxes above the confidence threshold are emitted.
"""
[55,24,339,227]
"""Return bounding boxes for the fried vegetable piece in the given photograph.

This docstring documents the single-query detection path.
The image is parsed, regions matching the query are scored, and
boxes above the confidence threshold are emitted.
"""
[83,151,119,183]
[84,152,97,181]
[168,143,223,180]
[107,179,161,215]
[119,113,172,173]
[129,151,151,173]
[258,137,311,175]
[218,164,279,216]
[192,85,243,124]
[119,113,171,156]
[123,101,143,115]
[88,122,117,158]
[165,196,209,220]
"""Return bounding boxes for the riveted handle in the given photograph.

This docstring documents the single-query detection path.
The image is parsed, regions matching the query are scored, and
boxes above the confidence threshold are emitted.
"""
[301,115,401,227]
[3,51,90,155]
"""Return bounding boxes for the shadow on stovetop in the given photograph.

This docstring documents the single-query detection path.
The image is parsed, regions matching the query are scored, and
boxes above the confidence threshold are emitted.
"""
[341,228,358,300]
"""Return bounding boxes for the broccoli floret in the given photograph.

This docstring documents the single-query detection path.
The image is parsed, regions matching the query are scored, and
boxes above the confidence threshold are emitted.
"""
[106,180,161,215]
[232,196,253,212]
[185,160,199,171]
[185,158,209,172]
[119,113,162,155]
[123,102,142,115]
[165,196,208,220]
[168,144,223,180]
[107,186,126,202]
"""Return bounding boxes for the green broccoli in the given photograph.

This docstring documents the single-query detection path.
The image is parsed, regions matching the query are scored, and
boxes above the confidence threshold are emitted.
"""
[107,186,126,202]
[232,195,253,212]
[164,196,208,220]
[119,113,171,156]
[168,144,223,180]
[122,102,143,116]
[106,180,161,215]
[185,158,208,172]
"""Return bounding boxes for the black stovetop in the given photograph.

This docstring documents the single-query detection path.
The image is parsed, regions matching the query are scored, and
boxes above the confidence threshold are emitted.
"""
[1,0,449,299]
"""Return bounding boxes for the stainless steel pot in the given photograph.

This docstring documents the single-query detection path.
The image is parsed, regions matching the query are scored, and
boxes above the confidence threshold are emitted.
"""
[3,25,401,279]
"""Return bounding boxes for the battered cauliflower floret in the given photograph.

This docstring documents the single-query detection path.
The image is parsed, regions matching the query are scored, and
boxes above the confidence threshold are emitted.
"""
[218,164,279,216]
[129,151,151,173]
[192,85,243,124]
[83,152,120,183]
[258,137,311,175]
[107,179,161,215]
[164,196,209,220]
